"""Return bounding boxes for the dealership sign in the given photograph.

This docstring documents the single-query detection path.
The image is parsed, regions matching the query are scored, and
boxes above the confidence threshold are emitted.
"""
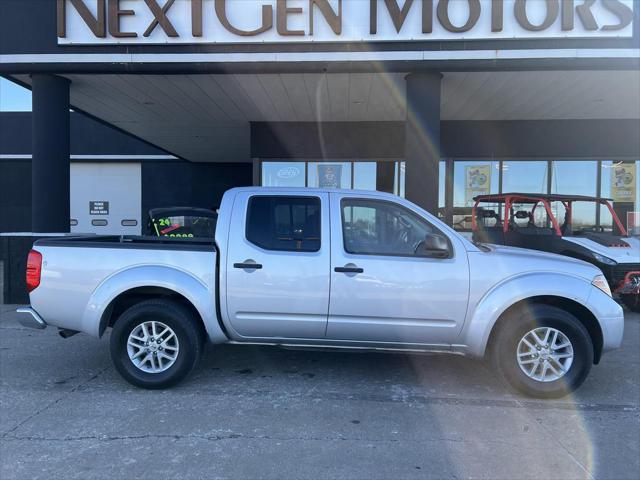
[57,0,635,44]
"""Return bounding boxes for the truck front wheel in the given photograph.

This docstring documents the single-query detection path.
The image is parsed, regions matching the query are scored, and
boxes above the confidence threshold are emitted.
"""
[491,305,593,398]
[109,299,205,389]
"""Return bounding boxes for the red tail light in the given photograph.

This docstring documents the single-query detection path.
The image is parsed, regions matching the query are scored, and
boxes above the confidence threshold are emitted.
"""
[26,250,42,293]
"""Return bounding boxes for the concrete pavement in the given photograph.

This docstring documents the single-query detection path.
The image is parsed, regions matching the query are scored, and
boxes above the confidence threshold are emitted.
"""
[1,303,638,479]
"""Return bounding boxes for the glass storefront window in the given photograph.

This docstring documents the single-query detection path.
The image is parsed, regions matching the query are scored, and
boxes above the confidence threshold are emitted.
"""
[353,162,377,191]
[601,160,639,234]
[502,161,548,194]
[261,160,406,195]
[551,161,598,228]
[260,159,640,235]
[262,162,305,187]
[307,162,352,189]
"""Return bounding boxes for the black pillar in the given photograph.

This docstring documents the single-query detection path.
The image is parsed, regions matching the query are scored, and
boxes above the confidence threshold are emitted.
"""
[404,73,442,214]
[31,74,70,232]
[376,161,395,193]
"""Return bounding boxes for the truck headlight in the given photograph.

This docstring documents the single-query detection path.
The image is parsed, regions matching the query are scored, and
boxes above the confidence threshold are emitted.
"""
[592,275,612,297]
[592,252,617,266]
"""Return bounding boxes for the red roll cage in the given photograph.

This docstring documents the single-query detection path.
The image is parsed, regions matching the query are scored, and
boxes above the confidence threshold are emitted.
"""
[471,193,627,237]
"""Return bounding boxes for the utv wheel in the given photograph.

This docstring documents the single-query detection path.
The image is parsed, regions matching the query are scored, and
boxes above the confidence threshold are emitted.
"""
[110,299,205,389]
[491,305,593,399]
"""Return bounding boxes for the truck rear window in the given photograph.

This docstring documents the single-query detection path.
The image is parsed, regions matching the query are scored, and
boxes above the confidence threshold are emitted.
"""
[246,196,321,252]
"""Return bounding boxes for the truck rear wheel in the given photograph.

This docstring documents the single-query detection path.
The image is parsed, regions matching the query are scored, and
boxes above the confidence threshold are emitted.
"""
[109,299,205,389]
[491,305,593,398]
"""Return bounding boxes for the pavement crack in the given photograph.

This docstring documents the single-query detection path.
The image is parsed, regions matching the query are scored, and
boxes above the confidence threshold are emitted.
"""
[0,432,521,447]
[0,366,111,438]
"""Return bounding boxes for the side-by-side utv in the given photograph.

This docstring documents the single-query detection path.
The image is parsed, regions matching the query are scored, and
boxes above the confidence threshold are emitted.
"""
[472,193,639,312]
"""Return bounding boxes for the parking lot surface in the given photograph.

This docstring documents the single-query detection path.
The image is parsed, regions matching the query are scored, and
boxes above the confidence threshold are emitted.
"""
[1,304,639,480]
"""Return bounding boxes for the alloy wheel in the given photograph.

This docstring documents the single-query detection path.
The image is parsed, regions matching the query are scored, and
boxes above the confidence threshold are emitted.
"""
[516,327,574,382]
[127,321,180,373]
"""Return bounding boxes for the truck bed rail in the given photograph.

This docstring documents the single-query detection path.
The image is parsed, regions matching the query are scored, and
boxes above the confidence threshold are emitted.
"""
[34,235,216,251]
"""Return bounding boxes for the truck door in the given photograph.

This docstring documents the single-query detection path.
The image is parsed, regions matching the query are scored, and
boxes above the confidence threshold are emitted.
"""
[225,191,330,339]
[327,193,470,345]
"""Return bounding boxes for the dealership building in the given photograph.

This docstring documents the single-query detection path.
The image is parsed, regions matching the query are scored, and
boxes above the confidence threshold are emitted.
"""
[1,0,639,302]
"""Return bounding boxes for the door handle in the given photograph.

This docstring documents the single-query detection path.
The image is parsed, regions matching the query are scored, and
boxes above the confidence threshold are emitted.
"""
[234,261,263,270]
[335,266,364,274]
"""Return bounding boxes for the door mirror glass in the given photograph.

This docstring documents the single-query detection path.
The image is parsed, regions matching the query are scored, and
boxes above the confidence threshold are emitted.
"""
[415,234,450,258]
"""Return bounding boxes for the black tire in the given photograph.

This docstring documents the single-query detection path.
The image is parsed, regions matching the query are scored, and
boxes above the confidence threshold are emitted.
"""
[490,304,593,399]
[620,294,640,313]
[110,299,205,389]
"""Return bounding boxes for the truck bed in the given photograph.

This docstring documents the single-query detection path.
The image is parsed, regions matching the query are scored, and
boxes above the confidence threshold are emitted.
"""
[29,235,219,339]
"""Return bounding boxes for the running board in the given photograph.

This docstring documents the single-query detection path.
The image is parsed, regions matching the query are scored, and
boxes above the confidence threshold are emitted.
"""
[227,340,468,356]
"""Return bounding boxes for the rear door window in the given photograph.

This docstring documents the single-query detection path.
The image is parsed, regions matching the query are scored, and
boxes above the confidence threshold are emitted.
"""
[246,196,321,252]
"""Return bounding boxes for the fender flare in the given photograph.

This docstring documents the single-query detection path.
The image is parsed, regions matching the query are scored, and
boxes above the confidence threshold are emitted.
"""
[79,265,227,343]
[461,272,595,357]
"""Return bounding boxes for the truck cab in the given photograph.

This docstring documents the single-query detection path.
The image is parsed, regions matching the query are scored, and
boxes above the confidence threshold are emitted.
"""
[218,188,469,345]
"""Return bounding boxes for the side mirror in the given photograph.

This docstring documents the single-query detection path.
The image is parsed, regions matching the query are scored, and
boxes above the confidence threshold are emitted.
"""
[416,233,450,258]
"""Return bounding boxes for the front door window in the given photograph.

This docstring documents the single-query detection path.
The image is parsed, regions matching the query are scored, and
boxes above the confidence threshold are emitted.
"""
[341,199,437,256]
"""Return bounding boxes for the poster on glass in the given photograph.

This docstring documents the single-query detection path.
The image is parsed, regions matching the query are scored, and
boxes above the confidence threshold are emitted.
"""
[317,164,343,188]
[465,164,492,205]
[611,163,636,202]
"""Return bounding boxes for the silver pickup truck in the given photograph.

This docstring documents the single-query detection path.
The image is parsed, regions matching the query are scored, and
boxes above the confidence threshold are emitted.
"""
[18,187,624,397]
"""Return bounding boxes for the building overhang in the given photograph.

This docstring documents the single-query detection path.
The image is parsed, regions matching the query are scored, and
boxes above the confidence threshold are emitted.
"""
[7,70,639,163]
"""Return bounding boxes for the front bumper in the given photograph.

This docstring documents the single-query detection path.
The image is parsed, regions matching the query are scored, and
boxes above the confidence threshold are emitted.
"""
[16,307,47,330]
[587,288,625,353]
